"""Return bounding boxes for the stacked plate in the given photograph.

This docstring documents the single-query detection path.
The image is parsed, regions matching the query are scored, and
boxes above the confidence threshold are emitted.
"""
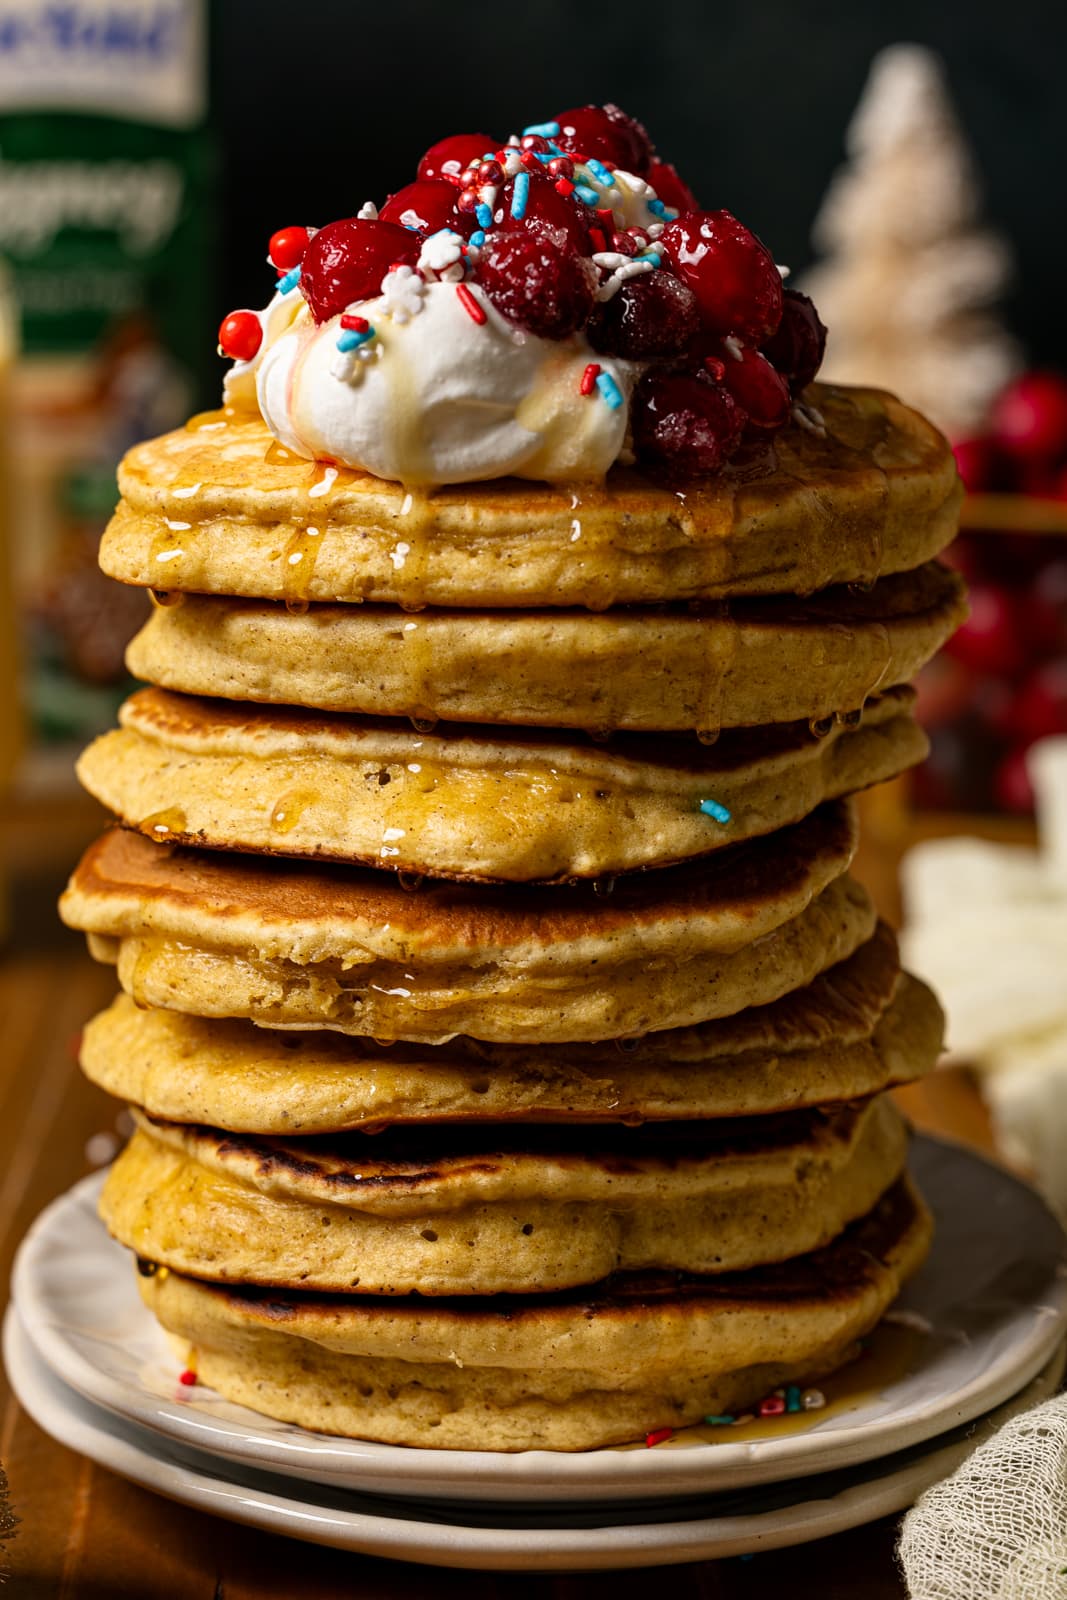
[9,1135,1067,1571]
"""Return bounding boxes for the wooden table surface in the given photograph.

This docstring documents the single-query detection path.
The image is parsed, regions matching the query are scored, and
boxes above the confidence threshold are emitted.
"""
[0,819,999,1599]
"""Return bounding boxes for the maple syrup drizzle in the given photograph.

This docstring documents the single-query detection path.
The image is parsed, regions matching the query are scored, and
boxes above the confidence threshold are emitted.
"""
[269,789,318,834]
[140,808,187,841]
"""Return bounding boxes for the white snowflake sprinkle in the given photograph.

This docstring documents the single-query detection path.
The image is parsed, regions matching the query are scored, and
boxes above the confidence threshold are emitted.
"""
[417,229,466,282]
[357,200,379,221]
[379,264,426,323]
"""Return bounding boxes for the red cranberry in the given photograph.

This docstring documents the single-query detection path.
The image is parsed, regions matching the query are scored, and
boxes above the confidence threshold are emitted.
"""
[995,743,1037,814]
[1008,662,1067,743]
[474,232,595,339]
[587,272,700,360]
[218,310,262,362]
[951,436,1004,494]
[711,342,791,428]
[300,218,420,323]
[991,372,1067,463]
[496,170,591,255]
[417,133,495,185]
[759,290,826,392]
[268,226,311,271]
[632,371,746,474]
[380,180,468,236]
[554,104,654,174]
[944,581,1026,678]
[661,210,783,344]
[647,159,699,214]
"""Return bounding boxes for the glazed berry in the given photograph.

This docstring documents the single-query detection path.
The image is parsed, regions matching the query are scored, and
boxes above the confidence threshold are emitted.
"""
[554,104,654,174]
[944,582,1026,678]
[647,159,699,215]
[951,435,1004,494]
[712,342,791,428]
[588,272,700,360]
[632,371,746,474]
[417,133,495,185]
[475,232,595,339]
[1009,662,1067,744]
[496,170,592,255]
[662,211,783,344]
[300,218,420,323]
[760,290,827,393]
[268,226,311,271]
[990,371,1067,463]
[218,309,262,362]
[380,181,470,236]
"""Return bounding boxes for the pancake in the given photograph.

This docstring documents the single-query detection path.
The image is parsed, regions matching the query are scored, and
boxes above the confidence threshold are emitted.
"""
[127,561,967,736]
[80,926,942,1131]
[60,803,871,1044]
[134,1172,931,1450]
[102,385,960,609]
[77,685,925,882]
[101,1097,907,1296]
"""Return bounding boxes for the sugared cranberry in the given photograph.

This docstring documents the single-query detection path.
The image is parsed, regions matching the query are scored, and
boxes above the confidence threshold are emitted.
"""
[661,211,783,344]
[475,232,595,339]
[944,581,1026,678]
[496,170,591,255]
[417,133,495,185]
[268,226,311,271]
[217,310,262,362]
[632,371,746,474]
[300,218,420,323]
[760,290,826,393]
[712,342,791,428]
[990,371,1067,463]
[380,181,467,236]
[554,104,653,174]
[647,159,699,214]
[588,272,700,360]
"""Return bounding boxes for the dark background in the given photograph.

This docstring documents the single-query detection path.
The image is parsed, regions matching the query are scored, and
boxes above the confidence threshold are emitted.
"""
[211,0,1066,375]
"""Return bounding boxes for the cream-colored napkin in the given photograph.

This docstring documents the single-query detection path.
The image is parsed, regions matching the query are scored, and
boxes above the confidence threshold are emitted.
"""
[900,1392,1067,1597]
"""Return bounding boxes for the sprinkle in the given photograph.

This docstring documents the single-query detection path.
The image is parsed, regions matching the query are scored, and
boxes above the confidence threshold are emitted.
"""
[357,200,379,221]
[647,198,678,220]
[468,229,486,249]
[510,171,530,220]
[580,362,601,396]
[801,1388,826,1411]
[179,1369,198,1387]
[276,266,301,294]
[758,1395,787,1417]
[596,207,614,227]
[786,1385,802,1413]
[699,798,732,825]
[585,158,614,187]
[636,250,662,268]
[523,120,560,138]
[455,283,487,325]
[645,1427,673,1448]
[574,183,600,207]
[723,334,744,361]
[475,202,493,230]
[595,371,624,410]
[554,177,576,197]
[703,1414,735,1426]
[336,326,373,352]
[340,314,370,332]
[588,227,607,253]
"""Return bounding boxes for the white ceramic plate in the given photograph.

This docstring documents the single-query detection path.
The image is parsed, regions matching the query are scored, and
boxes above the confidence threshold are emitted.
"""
[7,1308,1064,1571]
[11,1136,1067,1505]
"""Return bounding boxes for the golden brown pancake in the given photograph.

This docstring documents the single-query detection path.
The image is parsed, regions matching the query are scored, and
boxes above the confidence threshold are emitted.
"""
[77,685,925,881]
[60,803,872,1044]
[127,562,967,735]
[102,1098,907,1295]
[135,1173,932,1450]
[103,385,960,608]
[79,925,942,1131]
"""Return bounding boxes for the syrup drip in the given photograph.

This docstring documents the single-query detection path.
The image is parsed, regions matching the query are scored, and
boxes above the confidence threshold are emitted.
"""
[409,714,439,735]
[836,707,864,730]
[140,808,187,841]
[397,870,425,893]
[265,440,297,467]
[150,589,185,609]
[279,525,323,607]
[614,1035,643,1054]
[559,482,620,613]
[809,716,835,740]
[270,790,317,834]
[690,598,734,745]
[593,876,616,898]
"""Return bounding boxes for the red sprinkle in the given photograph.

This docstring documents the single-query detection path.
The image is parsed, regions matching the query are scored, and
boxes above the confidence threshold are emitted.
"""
[340,313,370,332]
[580,362,601,396]
[758,1395,787,1417]
[588,227,607,253]
[554,177,576,197]
[520,149,542,171]
[645,1427,673,1448]
[179,1369,198,1387]
[596,208,614,228]
[455,283,487,325]
[704,355,726,381]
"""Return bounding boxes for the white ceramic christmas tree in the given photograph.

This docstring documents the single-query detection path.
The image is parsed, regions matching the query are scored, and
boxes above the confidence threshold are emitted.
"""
[804,43,1019,439]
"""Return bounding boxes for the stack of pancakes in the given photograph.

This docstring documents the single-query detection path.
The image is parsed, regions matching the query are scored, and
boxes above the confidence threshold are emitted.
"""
[60,381,964,1451]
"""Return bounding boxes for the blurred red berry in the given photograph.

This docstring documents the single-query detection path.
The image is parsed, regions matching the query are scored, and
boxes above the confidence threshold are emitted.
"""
[661,211,783,344]
[951,436,1004,493]
[300,219,420,323]
[990,371,1067,464]
[759,290,826,393]
[553,103,653,173]
[944,582,1026,678]
[995,743,1037,814]
[1008,662,1067,743]
[380,180,470,236]
[417,133,496,185]
[1031,559,1067,652]
[913,655,977,731]
[711,342,791,428]
[647,159,698,214]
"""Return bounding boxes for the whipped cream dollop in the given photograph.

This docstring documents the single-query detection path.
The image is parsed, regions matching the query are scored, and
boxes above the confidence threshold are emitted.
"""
[229,279,634,487]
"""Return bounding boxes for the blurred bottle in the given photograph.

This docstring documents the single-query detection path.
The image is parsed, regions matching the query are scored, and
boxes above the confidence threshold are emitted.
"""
[0,1,215,796]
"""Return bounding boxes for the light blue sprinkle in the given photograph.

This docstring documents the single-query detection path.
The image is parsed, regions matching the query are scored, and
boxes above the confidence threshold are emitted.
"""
[469,229,486,249]
[523,120,560,138]
[699,798,732,825]
[534,151,554,164]
[786,1386,802,1414]
[647,198,679,220]
[336,327,373,352]
[636,250,662,267]
[546,140,566,157]
[585,158,614,187]
[510,171,530,220]
[276,266,301,294]
[481,151,496,161]
[475,202,493,230]
[704,1414,735,1426]
[595,371,624,410]
[574,183,599,207]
